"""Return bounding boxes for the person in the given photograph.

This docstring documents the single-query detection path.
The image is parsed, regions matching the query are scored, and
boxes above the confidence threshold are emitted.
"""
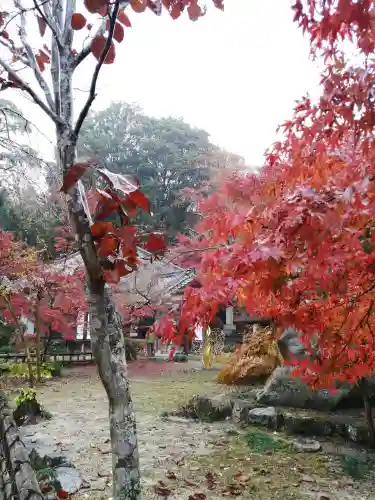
[146,331,155,358]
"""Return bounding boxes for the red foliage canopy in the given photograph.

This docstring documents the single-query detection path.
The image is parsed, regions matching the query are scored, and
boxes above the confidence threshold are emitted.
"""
[162,0,375,389]
[0,229,86,342]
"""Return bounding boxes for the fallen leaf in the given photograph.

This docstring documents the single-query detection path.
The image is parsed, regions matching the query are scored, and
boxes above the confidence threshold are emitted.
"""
[222,483,245,496]
[166,470,177,480]
[205,471,218,490]
[234,471,251,483]
[175,456,185,466]
[188,494,206,500]
[154,480,173,497]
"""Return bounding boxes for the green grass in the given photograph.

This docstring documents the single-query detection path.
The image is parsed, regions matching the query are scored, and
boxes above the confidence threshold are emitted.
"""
[245,429,291,453]
[340,455,375,480]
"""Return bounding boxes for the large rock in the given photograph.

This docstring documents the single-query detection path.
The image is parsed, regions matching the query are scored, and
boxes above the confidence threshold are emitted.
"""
[257,328,372,411]
[247,407,283,429]
[175,394,233,422]
[55,466,86,494]
[278,327,307,362]
[291,437,322,453]
[283,411,334,436]
[232,400,256,424]
[256,366,353,411]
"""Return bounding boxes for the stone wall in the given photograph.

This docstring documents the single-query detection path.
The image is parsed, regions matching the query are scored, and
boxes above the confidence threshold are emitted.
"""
[0,408,43,500]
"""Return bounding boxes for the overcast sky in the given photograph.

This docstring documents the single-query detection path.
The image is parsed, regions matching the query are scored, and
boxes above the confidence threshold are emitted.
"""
[3,0,321,168]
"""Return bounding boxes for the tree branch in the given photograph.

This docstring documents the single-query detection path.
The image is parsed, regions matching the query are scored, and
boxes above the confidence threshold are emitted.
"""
[74,0,121,137]
[73,0,130,69]
[15,0,55,111]
[33,0,63,48]
[73,20,107,69]
[0,57,64,125]
[63,0,76,44]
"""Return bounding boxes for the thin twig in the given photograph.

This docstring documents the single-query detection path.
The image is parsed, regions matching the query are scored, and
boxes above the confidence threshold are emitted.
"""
[15,0,55,111]
[74,0,121,137]
[74,0,131,69]
[0,56,64,125]
[33,0,62,48]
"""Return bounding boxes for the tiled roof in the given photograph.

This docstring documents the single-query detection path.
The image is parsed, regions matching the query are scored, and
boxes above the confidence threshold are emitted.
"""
[51,248,195,307]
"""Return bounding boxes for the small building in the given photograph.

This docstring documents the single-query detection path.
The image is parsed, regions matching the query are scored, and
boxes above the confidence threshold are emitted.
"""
[18,248,265,352]
[48,247,196,346]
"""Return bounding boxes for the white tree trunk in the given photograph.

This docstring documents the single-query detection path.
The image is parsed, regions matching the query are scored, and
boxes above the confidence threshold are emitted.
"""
[88,278,141,499]
[57,131,141,499]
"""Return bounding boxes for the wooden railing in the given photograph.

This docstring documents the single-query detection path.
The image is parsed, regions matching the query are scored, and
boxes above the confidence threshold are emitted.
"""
[0,352,94,364]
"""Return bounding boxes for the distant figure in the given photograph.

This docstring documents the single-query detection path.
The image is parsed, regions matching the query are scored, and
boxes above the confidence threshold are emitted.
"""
[146,331,155,358]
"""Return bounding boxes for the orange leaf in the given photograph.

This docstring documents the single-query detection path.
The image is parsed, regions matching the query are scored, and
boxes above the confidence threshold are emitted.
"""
[60,162,91,193]
[131,0,147,13]
[118,226,137,246]
[37,15,46,36]
[91,221,114,239]
[91,36,116,64]
[129,190,150,213]
[84,0,107,14]
[122,197,137,217]
[71,13,87,30]
[94,191,120,220]
[104,260,133,284]
[144,233,166,253]
[98,234,118,257]
[118,10,132,27]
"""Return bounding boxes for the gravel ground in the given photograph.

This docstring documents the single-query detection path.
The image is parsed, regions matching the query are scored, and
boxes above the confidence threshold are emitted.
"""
[12,363,375,500]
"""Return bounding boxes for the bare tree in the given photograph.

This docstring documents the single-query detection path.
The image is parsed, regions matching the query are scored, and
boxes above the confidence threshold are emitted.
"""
[0,1,224,498]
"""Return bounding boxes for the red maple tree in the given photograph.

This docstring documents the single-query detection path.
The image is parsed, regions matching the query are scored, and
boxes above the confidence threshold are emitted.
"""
[0,228,86,383]
[165,0,375,413]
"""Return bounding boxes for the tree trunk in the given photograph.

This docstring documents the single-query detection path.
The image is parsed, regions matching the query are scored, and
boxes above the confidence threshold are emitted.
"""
[24,344,34,388]
[54,24,141,497]
[88,277,141,499]
[361,379,375,446]
[41,326,53,363]
[35,310,41,383]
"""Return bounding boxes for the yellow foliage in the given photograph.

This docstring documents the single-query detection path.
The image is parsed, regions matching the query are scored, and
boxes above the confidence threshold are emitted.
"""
[217,325,283,385]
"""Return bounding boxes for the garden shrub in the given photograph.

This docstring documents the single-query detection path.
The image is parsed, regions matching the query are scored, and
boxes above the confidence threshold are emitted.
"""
[0,345,12,355]
[9,362,52,379]
[14,388,51,426]
[217,325,283,385]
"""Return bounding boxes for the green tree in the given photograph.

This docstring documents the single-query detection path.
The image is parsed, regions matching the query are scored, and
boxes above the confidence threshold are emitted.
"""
[78,102,229,238]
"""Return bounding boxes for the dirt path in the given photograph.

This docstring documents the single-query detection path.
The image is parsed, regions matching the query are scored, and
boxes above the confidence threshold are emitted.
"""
[19,364,227,498]
[15,364,375,500]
